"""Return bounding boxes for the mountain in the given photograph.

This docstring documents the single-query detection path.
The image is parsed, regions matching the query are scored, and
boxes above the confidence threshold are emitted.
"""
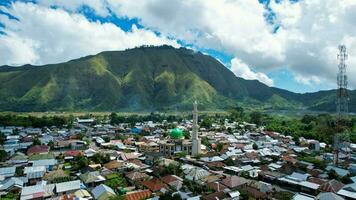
[0,45,353,112]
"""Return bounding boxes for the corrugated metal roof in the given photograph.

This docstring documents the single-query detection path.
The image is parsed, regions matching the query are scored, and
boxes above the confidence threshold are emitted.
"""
[31,159,57,167]
[24,166,46,179]
[55,180,81,193]
[91,184,115,199]
[0,166,16,177]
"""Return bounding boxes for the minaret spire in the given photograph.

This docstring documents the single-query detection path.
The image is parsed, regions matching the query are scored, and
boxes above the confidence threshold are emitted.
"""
[191,101,201,156]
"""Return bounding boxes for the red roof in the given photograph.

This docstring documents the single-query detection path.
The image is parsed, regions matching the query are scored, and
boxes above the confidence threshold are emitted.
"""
[125,190,152,200]
[141,178,167,192]
[221,176,249,188]
[64,150,83,157]
[161,175,181,185]
[27,145,49,155]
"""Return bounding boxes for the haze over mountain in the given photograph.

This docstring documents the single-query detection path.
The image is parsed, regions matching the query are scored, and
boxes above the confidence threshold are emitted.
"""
[0,46,354,112]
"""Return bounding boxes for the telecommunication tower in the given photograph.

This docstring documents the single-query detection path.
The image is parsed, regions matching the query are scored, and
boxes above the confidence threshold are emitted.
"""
[333,45,350,165]
[336,45,349,118]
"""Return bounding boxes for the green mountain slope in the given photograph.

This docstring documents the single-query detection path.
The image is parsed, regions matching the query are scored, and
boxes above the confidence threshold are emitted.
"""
[0,45,353,112]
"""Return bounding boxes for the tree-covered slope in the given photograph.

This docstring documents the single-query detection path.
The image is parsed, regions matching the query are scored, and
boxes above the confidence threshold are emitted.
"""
[0,45,351,112]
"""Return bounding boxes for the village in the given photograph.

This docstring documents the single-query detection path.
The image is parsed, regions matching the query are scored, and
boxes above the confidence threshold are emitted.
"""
[0,103,355,200]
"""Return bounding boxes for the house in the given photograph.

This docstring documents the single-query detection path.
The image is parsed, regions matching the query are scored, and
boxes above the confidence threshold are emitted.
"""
[120,152,141,161]
[84,148,97,157]
[27,145,49,156]
[20,183,55,200]
[292,193,315,200]
[221,176,249,189]
[79,171,106,187]
[326,166,349,177]
[124,189,152,200]
[64,150,83,160]
[55,180,81,195]
[320,179,344,193]
[0,166,16,178]
[91,184,116,200]
[9,152,28,164]
[125,171,149,183]
[0,177,26,193]
[73,189,93,199]
[278,172,320,194]
[202,191,227,200]
[207,182,227,192]
[337,182,356,199]
[316,192,344,200]
[141,177,168,192]
[103,160,125,171]
[24,166,46,182]
[161,175,183,190]
[183,165,210,182]
[30,159,57,171]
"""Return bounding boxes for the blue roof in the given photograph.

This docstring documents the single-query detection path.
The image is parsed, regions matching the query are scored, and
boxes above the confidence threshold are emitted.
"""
[326,166,349,177]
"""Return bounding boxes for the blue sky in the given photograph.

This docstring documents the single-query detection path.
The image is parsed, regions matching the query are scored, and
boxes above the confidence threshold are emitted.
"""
[0,0,354,93]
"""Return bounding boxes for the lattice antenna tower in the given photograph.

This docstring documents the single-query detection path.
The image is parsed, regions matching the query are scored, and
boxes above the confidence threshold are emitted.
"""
[336,45,349,119]
[334,45,350,165]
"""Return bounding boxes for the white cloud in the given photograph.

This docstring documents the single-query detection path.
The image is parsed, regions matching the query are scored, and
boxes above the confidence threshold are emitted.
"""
[103,0,356,89]
[294,75,321,86]
[0,2,178,66]
[230,58,274,87]
[2,0,356,91]
[37,0,110,17]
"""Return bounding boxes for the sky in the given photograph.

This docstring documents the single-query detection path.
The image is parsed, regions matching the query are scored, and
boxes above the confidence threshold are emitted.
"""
[0,0,356,93]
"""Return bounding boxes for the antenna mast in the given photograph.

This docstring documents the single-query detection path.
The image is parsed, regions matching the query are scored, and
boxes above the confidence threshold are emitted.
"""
[336,45,349,118]
[334,45,349,165]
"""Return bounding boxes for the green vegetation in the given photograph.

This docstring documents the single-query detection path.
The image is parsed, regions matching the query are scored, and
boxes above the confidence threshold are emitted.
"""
[91,153,110,164]
[105,173,127,191]
[264,113,356,143]
[73,155,89,171]
[0,150,8,162]
[29,153,55,161]
[0,114,73,127]
[297,155,326,169]
[0,45,353,112]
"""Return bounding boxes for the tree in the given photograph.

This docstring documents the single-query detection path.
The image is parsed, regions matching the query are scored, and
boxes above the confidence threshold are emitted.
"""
[0,133,6,145]
[74,155,89,171]
[105,174,126,191]
[229,106,244,121]
[0,150,8,162]
[109,195,125,200]
[176,151,187,158]
[341,175,352,184]
[224,157,235,166]
[328,169,339,179]
[201,137,210,148]
[32,137,41,146]
[92,153,110,164]
[253,143,258,150]
[250,111,263,126]
[183,130,190,139]
[216,143,224,152]
[48,141,55,150]
[200,118,212,129]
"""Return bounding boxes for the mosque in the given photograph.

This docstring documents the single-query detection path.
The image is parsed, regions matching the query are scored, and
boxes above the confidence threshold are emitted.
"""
[158,101,201,156]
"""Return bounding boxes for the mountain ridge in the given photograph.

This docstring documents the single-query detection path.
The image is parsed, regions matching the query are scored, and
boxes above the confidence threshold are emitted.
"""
[0,45,354,112]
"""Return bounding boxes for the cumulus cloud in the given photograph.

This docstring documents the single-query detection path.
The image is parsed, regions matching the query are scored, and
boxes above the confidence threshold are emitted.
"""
[1,0,356,90]
[0,2,178,66]
[104,0,356,88]
[230,58,274,87]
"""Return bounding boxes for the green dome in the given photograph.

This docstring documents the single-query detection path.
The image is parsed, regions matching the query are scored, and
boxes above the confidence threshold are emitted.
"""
[170,128,184,139]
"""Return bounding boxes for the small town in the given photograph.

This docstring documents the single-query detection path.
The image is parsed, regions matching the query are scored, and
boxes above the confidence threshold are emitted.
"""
[0,102,355,200]
[1,1,356,200]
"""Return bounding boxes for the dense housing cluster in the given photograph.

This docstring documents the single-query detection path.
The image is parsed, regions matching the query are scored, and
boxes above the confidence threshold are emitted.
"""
[0,108,355,200]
